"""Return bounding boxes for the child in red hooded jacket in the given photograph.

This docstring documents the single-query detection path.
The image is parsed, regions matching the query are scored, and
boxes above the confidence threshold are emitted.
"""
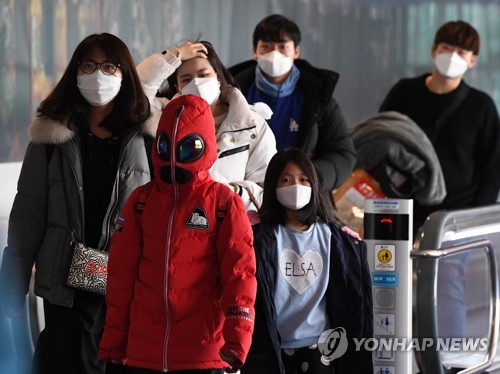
[99,94,257,374]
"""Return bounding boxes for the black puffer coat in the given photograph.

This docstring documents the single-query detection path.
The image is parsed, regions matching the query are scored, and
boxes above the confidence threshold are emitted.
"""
[230,59,356,192]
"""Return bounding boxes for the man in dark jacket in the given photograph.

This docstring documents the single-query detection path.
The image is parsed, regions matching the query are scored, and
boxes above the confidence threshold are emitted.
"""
[380,20,500,341]
[229,14,356,193]
[379,20,500,230]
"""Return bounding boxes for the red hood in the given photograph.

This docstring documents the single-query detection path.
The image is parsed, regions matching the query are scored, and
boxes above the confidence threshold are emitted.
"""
[152,95,217,189]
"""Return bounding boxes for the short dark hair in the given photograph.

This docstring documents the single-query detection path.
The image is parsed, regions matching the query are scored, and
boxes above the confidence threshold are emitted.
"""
[37,33,150,132]
[252,14,301,49]
[259,148,335,227]
[434,20,480,55]
[165,40,238,103]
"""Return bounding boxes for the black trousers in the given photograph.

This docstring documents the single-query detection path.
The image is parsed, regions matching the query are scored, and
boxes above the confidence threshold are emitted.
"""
[32,290,107,374]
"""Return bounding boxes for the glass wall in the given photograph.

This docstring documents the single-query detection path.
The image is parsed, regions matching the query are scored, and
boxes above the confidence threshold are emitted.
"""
[0,0,498,162]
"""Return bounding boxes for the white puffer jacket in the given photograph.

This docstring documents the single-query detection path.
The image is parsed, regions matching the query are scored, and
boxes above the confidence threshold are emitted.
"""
[137,53,277,209]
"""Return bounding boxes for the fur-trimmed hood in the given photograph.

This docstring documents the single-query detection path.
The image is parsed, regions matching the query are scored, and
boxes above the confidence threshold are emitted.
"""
[28,107,161,144]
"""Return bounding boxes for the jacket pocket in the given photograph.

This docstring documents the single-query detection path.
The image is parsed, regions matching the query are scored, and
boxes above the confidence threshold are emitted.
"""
[219,144,250,159]
[35,227,70,288]
[217,126,256,156]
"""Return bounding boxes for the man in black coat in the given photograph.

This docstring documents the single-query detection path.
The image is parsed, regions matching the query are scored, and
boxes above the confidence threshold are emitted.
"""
[380,20,500,341]
[229,14,356,194]
[379,20,500,230]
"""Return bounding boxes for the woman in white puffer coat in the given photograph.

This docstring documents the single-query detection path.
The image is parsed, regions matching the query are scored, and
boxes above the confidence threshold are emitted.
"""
[138,40,277,210]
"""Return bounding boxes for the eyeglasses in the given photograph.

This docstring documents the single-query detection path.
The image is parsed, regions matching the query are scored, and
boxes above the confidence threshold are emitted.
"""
[157,132,205,163]
[79,60,120,75]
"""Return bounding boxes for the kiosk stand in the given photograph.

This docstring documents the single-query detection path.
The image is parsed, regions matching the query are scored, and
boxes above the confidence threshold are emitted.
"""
[364,199,413,374]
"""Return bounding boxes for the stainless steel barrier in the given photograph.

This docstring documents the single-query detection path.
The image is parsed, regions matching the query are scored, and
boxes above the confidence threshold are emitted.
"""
[412,204,500,374]
[412,240,499,373]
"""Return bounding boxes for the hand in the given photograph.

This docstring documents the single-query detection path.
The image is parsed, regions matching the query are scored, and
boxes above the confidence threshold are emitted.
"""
[110,358,127,365]
[219,350,242,373]
[109,353,127,365]
[172,42,208,61]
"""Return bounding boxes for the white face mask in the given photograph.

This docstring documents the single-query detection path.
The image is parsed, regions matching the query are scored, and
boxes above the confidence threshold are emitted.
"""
[434,52,468,78]
[180,77,221,105]
[77,70,122,106]
[276,184,312,210]
[257,50,294,78]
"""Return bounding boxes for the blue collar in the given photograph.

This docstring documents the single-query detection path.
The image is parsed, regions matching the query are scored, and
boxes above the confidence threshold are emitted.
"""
[255,65,300,97]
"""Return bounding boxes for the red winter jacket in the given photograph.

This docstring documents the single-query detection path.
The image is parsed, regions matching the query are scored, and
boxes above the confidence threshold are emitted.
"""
[99,95,257,372]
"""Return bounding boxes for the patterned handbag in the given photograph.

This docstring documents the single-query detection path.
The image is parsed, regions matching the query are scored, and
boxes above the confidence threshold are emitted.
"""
[58,149,108,295]
[66,242,108,295]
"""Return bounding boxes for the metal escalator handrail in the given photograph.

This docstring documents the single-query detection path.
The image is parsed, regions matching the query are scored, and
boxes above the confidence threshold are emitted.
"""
[411,239,499,374]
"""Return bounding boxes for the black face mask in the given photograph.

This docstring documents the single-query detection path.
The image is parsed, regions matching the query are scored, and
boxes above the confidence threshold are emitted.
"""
[159,165,192,184]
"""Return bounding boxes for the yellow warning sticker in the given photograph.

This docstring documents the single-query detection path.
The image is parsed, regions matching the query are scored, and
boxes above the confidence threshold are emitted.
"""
[375,244,395,271]
[378,249,392,263]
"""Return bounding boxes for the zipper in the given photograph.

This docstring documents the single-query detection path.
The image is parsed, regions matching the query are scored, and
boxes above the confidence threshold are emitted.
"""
[101,131,137,250]
[163,104,184,371]
[64,139,86,242]
[101,176,120,250]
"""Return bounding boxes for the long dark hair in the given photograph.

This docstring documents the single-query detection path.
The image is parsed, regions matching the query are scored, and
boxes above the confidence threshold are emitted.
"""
[165,40,238,102]
[259,148,335,226]
[37,33,150,132]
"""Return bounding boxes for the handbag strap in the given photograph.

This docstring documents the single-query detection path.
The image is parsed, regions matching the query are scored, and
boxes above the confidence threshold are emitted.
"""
[429,84,470,142]
[58,147,76,244]
[244,186,260,210]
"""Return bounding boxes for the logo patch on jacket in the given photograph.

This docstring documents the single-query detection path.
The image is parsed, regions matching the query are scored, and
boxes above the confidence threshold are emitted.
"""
[114,216,125,232]
[186,208,209,230]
